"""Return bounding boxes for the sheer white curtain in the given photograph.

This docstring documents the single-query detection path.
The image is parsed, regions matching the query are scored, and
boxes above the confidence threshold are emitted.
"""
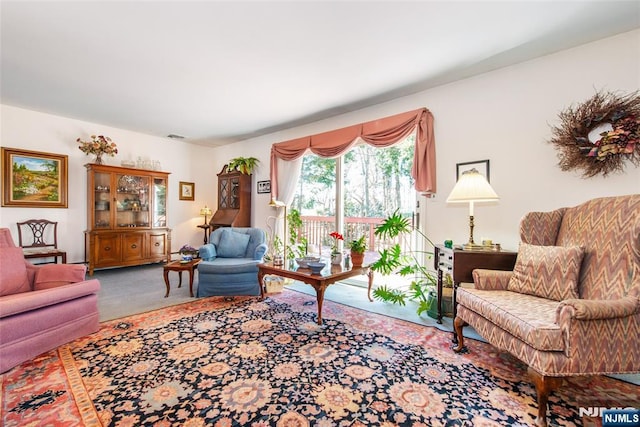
[277,157,303,206]
[269,157,303,245]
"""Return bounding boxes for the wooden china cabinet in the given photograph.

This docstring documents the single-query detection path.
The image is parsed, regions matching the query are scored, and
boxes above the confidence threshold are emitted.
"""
[85,164,171,275]
[209,165,252,230]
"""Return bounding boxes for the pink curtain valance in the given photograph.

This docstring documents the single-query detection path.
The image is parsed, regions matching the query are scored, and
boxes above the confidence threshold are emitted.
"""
[270,108,436,197]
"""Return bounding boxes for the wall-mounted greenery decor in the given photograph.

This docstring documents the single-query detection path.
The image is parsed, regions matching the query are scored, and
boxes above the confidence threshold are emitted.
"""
[549,90,640,177]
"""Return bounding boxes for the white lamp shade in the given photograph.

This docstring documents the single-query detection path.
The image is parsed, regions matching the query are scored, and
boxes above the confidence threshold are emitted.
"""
[446,169,499,203]
[200,206,212,216]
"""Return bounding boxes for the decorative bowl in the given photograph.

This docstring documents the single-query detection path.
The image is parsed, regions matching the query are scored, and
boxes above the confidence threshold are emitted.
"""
[307,262,326,275]
[296,256,320,268]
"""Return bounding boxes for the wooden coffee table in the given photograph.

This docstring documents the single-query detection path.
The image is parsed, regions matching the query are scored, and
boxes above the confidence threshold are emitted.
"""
[258,260,373,325]
[163,259,201,298]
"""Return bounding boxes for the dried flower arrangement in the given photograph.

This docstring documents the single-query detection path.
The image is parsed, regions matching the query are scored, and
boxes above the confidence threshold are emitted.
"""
[77,135,118,164]
[549,90,640,177]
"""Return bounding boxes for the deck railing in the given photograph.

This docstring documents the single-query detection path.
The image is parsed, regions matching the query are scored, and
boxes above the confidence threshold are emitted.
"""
[296,215,411,256]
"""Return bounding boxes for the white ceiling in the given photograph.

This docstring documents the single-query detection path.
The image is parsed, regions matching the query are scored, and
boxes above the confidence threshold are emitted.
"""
[1,1,639,147]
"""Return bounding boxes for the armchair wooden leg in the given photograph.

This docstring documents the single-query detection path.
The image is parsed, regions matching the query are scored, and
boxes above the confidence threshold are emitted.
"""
[528,367,562,427]
[452,316,467,353]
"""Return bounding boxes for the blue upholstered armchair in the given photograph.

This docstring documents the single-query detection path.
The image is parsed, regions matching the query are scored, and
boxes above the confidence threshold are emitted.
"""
[196,227,268,297]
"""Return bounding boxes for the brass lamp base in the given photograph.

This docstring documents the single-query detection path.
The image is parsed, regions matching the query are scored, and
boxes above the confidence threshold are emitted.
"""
[463,215,494,250]
[463,242,485,250]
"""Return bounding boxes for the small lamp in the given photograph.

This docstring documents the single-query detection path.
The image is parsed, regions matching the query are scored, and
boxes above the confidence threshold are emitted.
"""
[446,168,499,249]
[269,198,287,265]
[200,205,212,225]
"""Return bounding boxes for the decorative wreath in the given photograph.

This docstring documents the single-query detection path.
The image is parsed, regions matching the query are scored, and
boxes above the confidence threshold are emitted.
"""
[549,90,640,177]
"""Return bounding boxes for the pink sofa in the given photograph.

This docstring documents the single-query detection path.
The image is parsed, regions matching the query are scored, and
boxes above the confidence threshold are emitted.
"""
[0,228,100,373]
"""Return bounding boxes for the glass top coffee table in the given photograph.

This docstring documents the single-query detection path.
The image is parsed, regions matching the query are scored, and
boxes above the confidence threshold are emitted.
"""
[257,260,373,325]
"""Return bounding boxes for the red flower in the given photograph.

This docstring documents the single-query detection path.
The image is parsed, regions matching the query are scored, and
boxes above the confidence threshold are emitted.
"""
[329,231,343,254]
[329,231,344,241]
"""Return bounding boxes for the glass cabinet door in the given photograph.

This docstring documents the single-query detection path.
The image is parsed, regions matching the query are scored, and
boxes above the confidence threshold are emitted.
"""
[115,174,150,228]
[93,171,111,228]
[219,177,229,208]
[230,177,240,208]
[153,177,167,227]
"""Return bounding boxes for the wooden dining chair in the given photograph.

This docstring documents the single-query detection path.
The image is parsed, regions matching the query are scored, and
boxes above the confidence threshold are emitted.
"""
[16,219,67,264]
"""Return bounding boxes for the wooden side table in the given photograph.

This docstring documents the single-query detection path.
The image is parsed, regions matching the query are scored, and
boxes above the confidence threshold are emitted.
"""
[434,244,517,340]
[163,259,201,297]
[197,224,211,244]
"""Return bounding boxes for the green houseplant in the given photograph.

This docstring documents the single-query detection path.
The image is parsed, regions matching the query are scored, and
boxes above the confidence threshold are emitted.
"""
[348,235,367,266]
[227,157,259,175]
[370,210,438,315]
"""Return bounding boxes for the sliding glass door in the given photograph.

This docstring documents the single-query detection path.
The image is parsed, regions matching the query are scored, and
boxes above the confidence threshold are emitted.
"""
[291,135,416,262]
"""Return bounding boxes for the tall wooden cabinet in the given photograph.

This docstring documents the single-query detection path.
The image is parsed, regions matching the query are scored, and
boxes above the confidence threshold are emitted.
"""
[209,165,252,230]
[85,164,171,275]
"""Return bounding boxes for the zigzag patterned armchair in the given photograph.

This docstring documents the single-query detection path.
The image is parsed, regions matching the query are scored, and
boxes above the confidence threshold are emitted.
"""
[453,195,640,427]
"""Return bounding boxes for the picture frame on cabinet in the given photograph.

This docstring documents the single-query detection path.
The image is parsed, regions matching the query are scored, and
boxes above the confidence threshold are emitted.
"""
[1,147,68,208]
[179,181,195,201]
[456,159,490,183]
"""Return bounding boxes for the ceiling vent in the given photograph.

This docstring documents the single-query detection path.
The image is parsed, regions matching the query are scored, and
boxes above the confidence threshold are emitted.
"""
[167,134,185,139]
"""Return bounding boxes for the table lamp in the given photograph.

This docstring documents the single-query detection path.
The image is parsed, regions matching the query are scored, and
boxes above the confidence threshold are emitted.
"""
[446,168,499,249]
[200,205,212,225]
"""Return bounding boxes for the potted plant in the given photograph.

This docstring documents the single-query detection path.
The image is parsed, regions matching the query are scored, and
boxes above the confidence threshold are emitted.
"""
[328,231,344,265]
[179,244,198,262]
[370,210,437,316]
[348,235,367,266]
[227,157,259,175]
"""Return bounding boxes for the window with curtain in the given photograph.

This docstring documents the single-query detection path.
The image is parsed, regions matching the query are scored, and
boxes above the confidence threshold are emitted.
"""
[290,136,416,255]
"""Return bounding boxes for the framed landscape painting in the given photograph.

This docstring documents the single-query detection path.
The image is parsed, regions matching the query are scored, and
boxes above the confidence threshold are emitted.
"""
[2,147,68,208]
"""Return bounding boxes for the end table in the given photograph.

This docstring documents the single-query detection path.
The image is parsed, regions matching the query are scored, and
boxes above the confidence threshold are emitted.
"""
[197,224,211,244]
[163,258,201,297]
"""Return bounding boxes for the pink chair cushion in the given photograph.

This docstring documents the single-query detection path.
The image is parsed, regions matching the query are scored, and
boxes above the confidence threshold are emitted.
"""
[507,243,584,301]
[0,247,31,296]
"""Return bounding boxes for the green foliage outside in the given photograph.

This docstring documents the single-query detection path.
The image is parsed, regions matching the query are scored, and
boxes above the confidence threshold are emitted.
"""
[292,136,415,219]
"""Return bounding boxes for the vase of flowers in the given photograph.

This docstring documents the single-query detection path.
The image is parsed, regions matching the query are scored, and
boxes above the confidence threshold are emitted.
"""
[179,244,197,262]
[329,231,344,265]
[77,135,118,164]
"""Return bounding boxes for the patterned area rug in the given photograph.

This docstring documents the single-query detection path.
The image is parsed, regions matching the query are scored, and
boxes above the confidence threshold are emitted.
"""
[1,290,638,426]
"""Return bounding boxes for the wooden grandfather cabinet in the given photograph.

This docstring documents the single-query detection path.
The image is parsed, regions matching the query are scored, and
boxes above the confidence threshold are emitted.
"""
[85,164,171,275]
[209,165,252,230]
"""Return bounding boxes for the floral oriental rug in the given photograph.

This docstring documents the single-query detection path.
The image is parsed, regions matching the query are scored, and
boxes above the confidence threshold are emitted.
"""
[1,290,638,426]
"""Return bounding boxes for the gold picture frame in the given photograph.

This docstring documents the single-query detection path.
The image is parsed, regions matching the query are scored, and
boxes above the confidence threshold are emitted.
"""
[179,181,195,201]
[2,147,68,208]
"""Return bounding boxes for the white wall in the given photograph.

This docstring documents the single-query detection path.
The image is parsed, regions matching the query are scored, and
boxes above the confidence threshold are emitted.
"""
[216,29,640,252]
[0,106,222,263]
[2,29,638,264]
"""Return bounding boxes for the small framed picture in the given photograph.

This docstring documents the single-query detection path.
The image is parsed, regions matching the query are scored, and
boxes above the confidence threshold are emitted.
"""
[257,180,271,194]
[179,181,195,201]
[456,159,490,182]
